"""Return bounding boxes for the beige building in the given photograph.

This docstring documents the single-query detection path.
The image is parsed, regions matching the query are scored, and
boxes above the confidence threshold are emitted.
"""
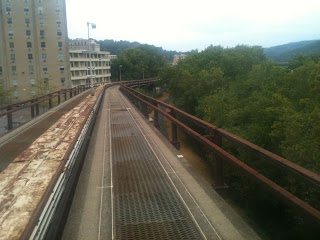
[173,54,187,65]
[0,0,70,101]
[69,39,111,87]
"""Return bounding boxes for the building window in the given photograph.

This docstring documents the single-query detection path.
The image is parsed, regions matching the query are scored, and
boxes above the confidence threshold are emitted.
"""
[60,77,65,86]
[57,30,62,38]
[58,53,64,61]
[42,53,47,62]
[26,30,31,37]
[28,54,33,61]
[13,79,18,87]
[43,65,48,72]
[24,0,29,3]
[8,30,13,38]
[25,18,30,26]
[58,42,62,49]
[9,42,14,50]
[10,54,15,62]
[41,42,46,49]
[12,66,16,74]
[59,65,64,72]
[14,90,19,98]
[29,65,34,74]
[31,90,36,96]
[38,7,43,14]
[7,18,12,25]
[38,0,43,3]
[55,6,60,14]
[24,6,29,14]
[40,30,45,38]
[0,67,3,75]
[30,78,35,86]
[6,6,12,14]
[56,18,61,26]
[27,42,32,49]
[39,18,44,26]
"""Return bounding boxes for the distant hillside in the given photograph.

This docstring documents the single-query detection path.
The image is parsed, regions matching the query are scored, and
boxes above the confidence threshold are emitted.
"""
[264,40,320,62]
[97,39,178,61]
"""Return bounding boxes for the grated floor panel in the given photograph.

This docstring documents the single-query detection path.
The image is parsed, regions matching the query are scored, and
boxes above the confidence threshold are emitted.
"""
[111,95,203,239]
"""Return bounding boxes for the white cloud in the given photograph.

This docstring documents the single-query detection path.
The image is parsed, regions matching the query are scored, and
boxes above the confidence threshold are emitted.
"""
[66,0,320,51]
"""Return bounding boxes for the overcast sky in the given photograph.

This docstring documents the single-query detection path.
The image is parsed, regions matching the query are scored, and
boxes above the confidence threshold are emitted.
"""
[66,0,320,52]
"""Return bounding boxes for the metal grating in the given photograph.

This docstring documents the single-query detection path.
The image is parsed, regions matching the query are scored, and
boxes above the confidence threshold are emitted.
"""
[111,104,203,239]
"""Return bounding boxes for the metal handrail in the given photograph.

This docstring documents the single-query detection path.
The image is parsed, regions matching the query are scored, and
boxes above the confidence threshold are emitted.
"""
[120,83,320,226]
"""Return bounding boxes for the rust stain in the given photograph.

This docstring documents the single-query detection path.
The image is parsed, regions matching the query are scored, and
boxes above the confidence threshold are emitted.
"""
[0,85,105,239]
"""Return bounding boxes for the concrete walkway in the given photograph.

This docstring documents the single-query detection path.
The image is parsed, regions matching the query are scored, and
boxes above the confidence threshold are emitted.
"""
[62,86,260,240]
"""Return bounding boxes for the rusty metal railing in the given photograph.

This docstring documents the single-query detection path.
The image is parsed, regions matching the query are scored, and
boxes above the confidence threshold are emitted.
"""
[120,82,320,226]
[0,85,89,133]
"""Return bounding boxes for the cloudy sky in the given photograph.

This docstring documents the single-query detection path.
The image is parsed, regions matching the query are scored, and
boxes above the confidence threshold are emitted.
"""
[66,0,320,52]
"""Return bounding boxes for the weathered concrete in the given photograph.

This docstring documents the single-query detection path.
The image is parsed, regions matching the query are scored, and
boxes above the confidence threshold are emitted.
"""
[0,86,104,240]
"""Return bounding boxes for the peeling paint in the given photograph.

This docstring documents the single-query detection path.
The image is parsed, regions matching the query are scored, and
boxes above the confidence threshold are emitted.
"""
[0,86,104,239]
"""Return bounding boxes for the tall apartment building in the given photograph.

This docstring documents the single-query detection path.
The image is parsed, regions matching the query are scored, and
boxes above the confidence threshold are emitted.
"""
[69,39,111,87]
[0,0,70,102]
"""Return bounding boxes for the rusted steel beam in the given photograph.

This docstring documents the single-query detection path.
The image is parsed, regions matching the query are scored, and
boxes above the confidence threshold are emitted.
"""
[49,95,52,109]
[121,84,320,185]
[169,110,180,150]
[31,100,35,118]
[153,100,160,128]
[7,106,13,130]
[213,134,225,188]
[120,85,320,226]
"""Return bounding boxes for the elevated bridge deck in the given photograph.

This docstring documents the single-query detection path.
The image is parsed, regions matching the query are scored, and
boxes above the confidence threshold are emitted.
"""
[62,86,259,239]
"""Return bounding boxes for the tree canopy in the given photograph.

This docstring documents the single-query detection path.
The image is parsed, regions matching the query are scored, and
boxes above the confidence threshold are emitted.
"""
[160,45,320,173]
[111,45,169,81]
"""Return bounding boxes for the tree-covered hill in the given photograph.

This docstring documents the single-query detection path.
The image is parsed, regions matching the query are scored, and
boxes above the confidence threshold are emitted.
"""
[264,40,320,62]
[97,39,178,61]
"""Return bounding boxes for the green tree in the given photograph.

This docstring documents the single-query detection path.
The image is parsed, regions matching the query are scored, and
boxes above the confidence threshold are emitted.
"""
[111,45,168,81]
[0,85,13,106]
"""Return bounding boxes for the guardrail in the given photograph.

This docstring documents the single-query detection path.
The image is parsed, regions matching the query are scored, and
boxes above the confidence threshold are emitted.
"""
[0,85,88,133]
[120,82,320,226]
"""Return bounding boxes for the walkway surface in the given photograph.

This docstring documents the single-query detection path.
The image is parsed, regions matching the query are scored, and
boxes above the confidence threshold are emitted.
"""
[62,86,260,240]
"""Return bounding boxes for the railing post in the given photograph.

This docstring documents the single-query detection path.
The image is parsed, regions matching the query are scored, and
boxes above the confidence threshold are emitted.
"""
[7,106,13,131]
[64,90,67,101]
[58,92,61,105]
[213,133,225,189]
[36,99,39,116]
[153,100,160,128]
[70,90,73,99]
[49,95,52,109]
[141,100,148,118]
[170,110,180,149]
[31,100,35,118]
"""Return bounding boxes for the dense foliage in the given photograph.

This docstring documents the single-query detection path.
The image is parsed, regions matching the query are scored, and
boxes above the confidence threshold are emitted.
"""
[160,45,320,238]
[110,45,169,81]
[264,40,320,62]
[161,45,320,173]
[0,85,12,106]
[98,39,178,61]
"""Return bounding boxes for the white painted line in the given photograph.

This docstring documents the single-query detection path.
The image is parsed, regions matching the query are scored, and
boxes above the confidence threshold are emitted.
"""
[109,95,115,240]
[98,95,107,240]
[177,155,184,158]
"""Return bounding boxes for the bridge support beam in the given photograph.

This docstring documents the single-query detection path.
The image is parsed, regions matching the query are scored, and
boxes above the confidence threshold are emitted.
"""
[142,102,148,118]
[212,134,226,189]
[153,100,160,128]
[170,110,180,150]
[31,100,35,118]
